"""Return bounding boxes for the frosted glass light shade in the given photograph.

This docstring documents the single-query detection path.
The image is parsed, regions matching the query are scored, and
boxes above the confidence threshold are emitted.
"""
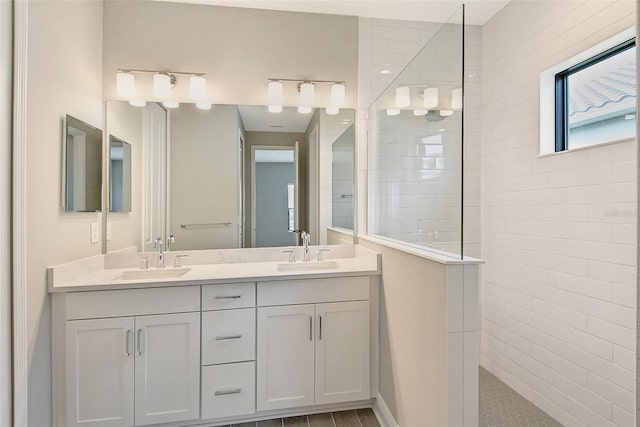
[268,81,284,105]
[299,82,315,107]
[128,99,146,107]
[268,105,283,113]
[452,88,463,110]
[116,72,135,98]
[196,102,211,110]
[190,75,207,101]
[386,109,400,116]
[298,106,312,114]
[440,109,454,117]
[395,86,410,108]
[153,73,171,99]
[163,101,179,109]
[330,83,346,107]
[413,109,428,116]
[423,88,438,109]
[326,107,339,115]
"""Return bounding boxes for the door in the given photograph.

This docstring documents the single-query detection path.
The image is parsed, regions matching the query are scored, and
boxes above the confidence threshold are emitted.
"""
[143,103,167,251]
[65,317,135,427]
[315,301,370,404]
[134,312,200,426]
[257,305,315,411]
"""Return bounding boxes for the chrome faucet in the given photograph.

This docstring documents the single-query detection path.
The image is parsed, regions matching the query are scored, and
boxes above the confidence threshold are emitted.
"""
[154,237,165,268]
[301,231,311,262]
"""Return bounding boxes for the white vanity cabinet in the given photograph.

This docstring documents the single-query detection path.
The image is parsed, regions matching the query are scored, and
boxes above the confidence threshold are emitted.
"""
[256,277,371,412]
[55,287,201,427]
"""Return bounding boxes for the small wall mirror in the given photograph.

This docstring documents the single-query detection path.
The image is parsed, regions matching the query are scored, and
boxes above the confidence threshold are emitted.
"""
[109,135,132,213]
[64,115,103,212]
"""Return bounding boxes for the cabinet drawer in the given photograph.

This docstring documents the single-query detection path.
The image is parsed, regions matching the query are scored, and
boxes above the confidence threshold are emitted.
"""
[202,308,255,365]
[202,282,256,310]
[201,362,255,420]
[257,276,369,306]
[66,286,200,320]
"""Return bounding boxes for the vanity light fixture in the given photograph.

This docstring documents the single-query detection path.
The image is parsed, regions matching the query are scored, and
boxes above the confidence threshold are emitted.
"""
[386,109,400,116]
[189,75,207,101]
[267,78,347,115]
[451,88,462,110]
[163,101,180,109]
[413,109,428,116]
[196,102,212,111]
[128,99,146,107]
[440,110,454,117]
[395,86,411,108]
[153,73,173,99]
[116,71,136,98]
[423,87,439,109]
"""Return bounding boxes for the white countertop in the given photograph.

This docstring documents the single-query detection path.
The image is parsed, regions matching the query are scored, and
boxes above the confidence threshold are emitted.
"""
[48,246,381,293]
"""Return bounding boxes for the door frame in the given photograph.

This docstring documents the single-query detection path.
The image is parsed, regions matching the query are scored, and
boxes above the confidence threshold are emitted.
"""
[250,145,298,248]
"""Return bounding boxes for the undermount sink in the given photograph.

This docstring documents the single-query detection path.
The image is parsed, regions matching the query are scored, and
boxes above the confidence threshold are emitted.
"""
[277,261,338,272]
[115,268,191,281]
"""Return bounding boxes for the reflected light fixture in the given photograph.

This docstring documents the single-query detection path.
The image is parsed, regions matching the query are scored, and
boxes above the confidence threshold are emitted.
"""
[386,109,400,116]
[326,107,339,115]
[153,73,172,99]
[413,109,428,116]
[268,80,284,113]
[116,71,136,98]
[128,99,146,107]
[163,101,179,109]
[395,86,410,108]
[423,87,439,109]
[196,102,211,110]
[298,106,312,114]
[189,75,207,101]
[440,110,454,117]
[267,78,346,115]
[452,88,463,110]
[268,105,283,113]
[299,82,315,108]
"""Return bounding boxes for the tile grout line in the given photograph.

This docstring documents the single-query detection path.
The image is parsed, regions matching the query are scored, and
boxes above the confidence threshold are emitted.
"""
[354,410,363,427]
[330,412,337,427]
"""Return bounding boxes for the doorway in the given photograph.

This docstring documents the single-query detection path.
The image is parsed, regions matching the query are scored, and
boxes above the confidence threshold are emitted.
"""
[251,146,299,247]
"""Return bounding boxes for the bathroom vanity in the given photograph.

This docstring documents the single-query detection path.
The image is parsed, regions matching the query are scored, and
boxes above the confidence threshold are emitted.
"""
[48,246,380,427]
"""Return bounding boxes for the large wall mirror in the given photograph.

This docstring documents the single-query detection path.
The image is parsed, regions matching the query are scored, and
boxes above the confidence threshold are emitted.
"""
[64,115,103,212]
[104,101,355,253]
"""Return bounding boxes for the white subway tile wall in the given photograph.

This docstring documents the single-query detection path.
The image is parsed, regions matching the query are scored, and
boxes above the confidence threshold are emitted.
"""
[481,1,636,426]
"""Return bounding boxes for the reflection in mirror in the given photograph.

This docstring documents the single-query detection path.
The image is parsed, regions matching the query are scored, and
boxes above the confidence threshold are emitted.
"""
[65,115,103,212]
[109,136,132,213]
[104,102,355,253]
[331,124,355,230]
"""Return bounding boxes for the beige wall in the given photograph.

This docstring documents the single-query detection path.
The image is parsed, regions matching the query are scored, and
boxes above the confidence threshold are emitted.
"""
[170,105,242,250]
[25,1,104,425]
[103,0,358,108]
[244,131,306,246]
[358,238,448,426]
[106,101,143,253]
[0,0,11,424]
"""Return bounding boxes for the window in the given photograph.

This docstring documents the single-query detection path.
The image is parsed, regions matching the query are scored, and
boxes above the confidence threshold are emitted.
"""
[555,39,636,152]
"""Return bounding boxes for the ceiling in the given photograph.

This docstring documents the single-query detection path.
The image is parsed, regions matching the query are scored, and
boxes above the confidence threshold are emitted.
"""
[238,105,314,132]
[156,0,511,25]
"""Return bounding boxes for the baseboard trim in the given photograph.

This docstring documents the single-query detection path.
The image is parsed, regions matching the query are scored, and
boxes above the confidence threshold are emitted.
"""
[372,393,399,427]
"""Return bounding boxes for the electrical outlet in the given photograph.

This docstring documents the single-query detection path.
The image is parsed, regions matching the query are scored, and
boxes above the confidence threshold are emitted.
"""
[90,223,99,243]
[106,222,112,241]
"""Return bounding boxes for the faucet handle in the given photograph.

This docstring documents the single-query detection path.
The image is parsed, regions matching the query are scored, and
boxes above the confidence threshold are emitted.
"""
[167,235,176,250]
[282,250,296,263]
[153,237,163,249]
[317,248,330,262]
[173,254,188,268]
[133,256,150,270]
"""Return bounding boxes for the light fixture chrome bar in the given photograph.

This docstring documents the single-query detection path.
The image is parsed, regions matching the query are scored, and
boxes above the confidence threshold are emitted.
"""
[180,221,232,229]
[268,78,345,85]
[117,68,206,76]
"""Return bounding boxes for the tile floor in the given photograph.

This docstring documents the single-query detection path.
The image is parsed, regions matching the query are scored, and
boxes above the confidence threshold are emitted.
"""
[479,367,562,427]
[228,409,379,427]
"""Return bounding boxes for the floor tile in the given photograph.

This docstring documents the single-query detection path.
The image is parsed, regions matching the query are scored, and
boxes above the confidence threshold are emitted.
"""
[257,419,282,427]
[308,412,334,427]
[332,410,360,427]
[284,415,309,427]
[231,423,257,427]
[356,408,380,427]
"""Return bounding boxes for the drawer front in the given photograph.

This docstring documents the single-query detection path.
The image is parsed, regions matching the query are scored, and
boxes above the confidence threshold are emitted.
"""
[202,308,255,365]
[257,276,369,306]
[202,282,256,311]
[201,362,255,420]
[66,286,200,320]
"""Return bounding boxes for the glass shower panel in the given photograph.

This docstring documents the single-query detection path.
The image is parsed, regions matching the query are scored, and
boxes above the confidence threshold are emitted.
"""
[368,6,464,258]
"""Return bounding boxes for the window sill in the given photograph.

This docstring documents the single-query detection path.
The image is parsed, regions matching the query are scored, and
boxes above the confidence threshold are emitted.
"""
[538,136,636,159]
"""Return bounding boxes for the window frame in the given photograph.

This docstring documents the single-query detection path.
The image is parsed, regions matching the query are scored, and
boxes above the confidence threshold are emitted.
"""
[554,38,636,152]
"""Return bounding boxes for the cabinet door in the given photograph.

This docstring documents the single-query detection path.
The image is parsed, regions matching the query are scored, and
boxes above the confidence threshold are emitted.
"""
[134,312,200,426]
[66,317,134,427]
[257,305,315,411]
[315,301,370,404]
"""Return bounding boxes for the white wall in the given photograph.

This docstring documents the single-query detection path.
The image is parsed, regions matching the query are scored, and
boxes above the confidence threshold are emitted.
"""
[480,2,636,426]
[25,1,104,425]
[0,0,11,425]
[103,0,358,108]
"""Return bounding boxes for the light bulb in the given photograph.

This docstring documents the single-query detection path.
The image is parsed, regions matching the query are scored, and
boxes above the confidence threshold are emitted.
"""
[196,102,211,110]
[440,110,454,117]
[423,87,438,109]
[153,73,171,99]
[413,109,428,116]
[326,107,339,115]
[395,86,410,108]
[386,109,400,116]
[128,99,146,107]
[298,106,312,114]
[163,101,179,109]
[190,75,207,101]
[116,72,135,98]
